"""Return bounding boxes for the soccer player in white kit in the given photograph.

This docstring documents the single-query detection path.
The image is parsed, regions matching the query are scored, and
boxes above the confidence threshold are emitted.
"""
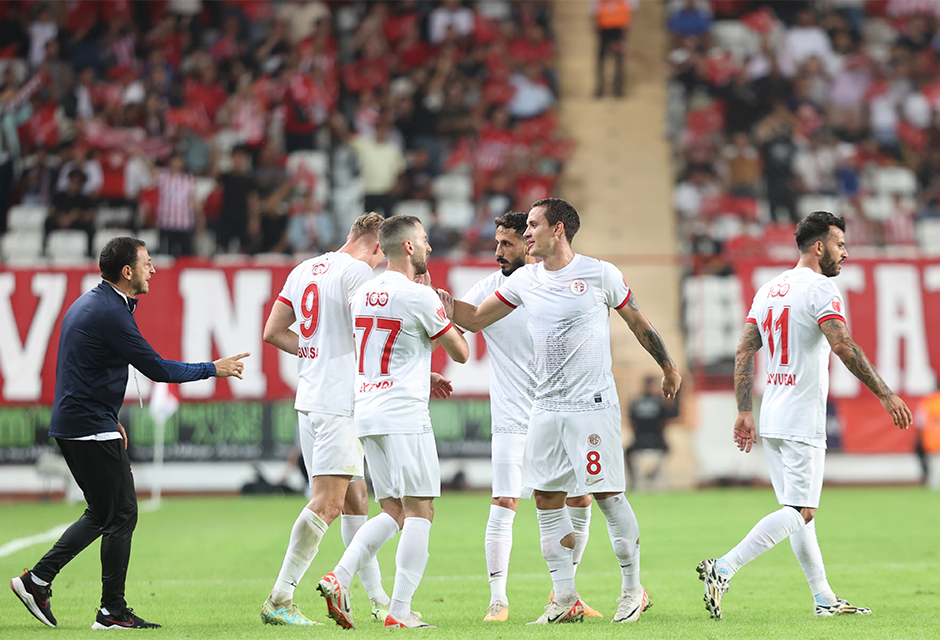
[440,198,682,624]
[259,213,391,625]
[697,211,913,620]
[318,216,469,629]
[460,212,603,622]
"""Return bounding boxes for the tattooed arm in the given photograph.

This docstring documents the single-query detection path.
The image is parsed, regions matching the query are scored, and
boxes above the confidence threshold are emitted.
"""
[616,292,681,399]
[732,322,763,452]
[820,318,913,429]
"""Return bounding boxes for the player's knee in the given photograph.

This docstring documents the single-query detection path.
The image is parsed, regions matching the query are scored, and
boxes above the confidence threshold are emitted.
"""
[559,532,575,550]
[492,496,518,510]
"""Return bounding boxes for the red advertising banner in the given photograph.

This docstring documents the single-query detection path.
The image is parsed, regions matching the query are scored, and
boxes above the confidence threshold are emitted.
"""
[734,258,940,453]
[0,258,498,407]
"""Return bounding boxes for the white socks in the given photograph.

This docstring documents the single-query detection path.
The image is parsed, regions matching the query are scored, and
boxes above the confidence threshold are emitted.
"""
[389,517,432,621]
[272,507,328,601]
[567,504,591,577]
[790,518,837,604]
[341,514,389,606]
[484,505,515,605]
[536,507,577,606]
[719,507,805,578]
[334,512,400,589]
[596,494,641,592]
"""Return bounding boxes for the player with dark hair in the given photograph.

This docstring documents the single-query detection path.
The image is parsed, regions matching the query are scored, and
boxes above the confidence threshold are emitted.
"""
[697,211,912,619]
[439,198,681,624]
[10,237,248,630]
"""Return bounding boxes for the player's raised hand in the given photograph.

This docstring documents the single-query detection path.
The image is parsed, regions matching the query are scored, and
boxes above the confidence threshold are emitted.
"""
[430,372,454,399]
[214,352,250,379]
[733,412,757,453]
[882,393,913,429]
[662,368,681,399]
[436,288,455,319]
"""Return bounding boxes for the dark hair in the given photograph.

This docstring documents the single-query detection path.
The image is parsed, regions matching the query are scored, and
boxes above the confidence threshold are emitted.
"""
[379,215,420,256]
[795,211,846,252]
[531,197,580,243]
[494,211,528,237]
[67,168,87,182]
[100,237,146,283]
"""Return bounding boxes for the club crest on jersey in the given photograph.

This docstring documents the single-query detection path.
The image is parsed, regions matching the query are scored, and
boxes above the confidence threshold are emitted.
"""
[366,292,389,307]
[588,433,601,446]
[310,262,331,276]
[832,299,842,313]
[570,279,588,295]
[768,283,790,298]
[436,306,447,322]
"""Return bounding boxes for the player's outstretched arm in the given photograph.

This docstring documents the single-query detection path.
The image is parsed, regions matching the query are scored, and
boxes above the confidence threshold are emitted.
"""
[263,299,299,355]
[733,322,762,452]
[438,289,512,332]
[820,318,913,429]
[616,293,681,398]
[436,325,469,364]
[214,352,250,379]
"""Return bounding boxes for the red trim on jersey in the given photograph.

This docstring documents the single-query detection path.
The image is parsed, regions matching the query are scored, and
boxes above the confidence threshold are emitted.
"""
[745,317,757,324]
[818,314,845,326]
[276,295,293,308]
[430,323,453,341]
[614,290,632,310]
[494,290,516,308]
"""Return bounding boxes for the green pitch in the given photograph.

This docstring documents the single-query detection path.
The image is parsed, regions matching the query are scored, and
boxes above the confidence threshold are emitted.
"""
[2,487,938,639]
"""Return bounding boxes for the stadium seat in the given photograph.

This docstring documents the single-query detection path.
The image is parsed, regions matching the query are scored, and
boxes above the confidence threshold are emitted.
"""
[710,20,760,62]
[47,230,90,264]
[871,166,918,196]
[7,205,46,232]
[1,230,45,265]
[392,200,434,228]
[93,229,133,255]
[137,228,160,252]
[433,174,474,202]
[96,205,134,228]
[438,199,475,228]
[798,195,841,220]
[916,219,940,255]
[863,195,892,221]
[194,177,216,207]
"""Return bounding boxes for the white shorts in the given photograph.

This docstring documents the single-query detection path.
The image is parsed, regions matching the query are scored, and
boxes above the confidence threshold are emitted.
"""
[763,437,825,509]
[299,412,363,480]
[522,405,625,496]
[492,433,526,498]
[362,432,441,500]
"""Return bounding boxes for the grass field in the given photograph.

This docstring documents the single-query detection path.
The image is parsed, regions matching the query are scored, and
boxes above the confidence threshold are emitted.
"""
[1,487,938,639]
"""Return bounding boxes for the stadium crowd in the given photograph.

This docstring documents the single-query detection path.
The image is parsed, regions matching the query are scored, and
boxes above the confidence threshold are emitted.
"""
[0,0,572,261]
[666,0,940,275]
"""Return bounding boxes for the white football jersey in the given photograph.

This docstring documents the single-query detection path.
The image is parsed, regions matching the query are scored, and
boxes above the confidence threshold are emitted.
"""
[746,267,846,446]
[352,271,452,436]
[277,252,374,415]
[496,254,631,412]
[462,270,536,435]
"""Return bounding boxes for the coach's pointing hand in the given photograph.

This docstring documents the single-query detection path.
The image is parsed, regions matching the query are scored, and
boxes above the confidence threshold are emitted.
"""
[214,352,251,379]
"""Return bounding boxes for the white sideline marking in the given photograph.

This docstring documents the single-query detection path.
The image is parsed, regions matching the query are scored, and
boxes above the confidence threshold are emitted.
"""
[0,524,70,558]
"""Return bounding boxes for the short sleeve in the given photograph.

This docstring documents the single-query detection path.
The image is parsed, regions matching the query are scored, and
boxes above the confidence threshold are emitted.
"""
[601,261,632,309]
[344,260,375,304]
[415,286,453,340]
[495,268,525,308]
[811,280,846,326]
[277,263,304,310]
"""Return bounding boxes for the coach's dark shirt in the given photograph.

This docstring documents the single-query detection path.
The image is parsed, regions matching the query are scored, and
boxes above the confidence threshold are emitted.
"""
[49,281,215,438]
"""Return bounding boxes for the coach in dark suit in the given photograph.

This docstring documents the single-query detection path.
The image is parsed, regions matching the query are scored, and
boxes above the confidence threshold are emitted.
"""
[10,237,249,630]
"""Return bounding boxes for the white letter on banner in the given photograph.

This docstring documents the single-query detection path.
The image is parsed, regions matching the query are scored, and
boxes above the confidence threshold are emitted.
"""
[0,273,67,401]
[829,265,864,397]
[874,264,936,394]
[179,269,270,398]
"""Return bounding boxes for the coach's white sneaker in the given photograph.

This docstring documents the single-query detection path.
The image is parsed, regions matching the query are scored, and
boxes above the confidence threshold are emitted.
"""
[612,587,651,623]
[697,559,730,620]
[527,599,584,625]
[814,598,872,617]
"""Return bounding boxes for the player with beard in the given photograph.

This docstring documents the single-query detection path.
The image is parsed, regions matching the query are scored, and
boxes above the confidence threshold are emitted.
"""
[318,216,468,629]
[460,212,603,622]
[697,211,912,620]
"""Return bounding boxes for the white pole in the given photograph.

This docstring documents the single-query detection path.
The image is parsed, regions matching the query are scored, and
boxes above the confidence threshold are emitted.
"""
[151,417,166,507]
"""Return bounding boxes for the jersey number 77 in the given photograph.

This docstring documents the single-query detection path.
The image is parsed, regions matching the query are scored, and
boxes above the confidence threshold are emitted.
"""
[355,316,403,375]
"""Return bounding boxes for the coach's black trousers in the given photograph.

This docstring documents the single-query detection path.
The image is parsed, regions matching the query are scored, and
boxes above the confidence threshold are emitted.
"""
[32,438,138,612]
